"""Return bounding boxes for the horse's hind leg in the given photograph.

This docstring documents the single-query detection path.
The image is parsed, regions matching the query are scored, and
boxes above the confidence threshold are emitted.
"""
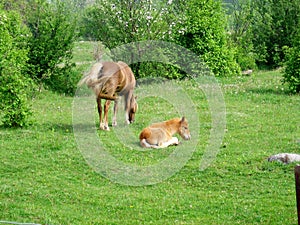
[124,90,133,124]
[164,137,179,147]
[103,100,111,130]
[97,97,105,130]
[155,137,179,149]
[112,99,119,127]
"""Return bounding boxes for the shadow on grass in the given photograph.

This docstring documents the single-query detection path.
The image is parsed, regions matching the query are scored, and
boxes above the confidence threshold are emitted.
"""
[43,122,97,134]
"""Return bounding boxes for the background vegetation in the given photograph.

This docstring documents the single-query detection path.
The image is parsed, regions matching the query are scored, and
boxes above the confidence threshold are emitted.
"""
[0,0,299,224]
[1,0,300,126]
[0,8,32,127]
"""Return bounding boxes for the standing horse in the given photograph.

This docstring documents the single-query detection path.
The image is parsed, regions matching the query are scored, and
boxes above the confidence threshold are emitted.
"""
[79,61,137,130]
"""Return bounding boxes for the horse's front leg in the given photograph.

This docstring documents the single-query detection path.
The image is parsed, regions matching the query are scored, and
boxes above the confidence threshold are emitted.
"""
[157,137,179,149]
[103,100,111,130]
[97,97,104,130]
[112,99,119,127]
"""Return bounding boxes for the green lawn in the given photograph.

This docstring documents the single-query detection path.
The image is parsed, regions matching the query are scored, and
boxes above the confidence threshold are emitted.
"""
[1,43,299,224]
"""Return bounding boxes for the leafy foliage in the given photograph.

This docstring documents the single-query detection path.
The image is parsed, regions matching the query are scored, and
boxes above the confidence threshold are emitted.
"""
[80,0,184,78]
[45,65,83,96]
[226,0,257,71]
[176,0,240,76]
[80,0,181,47]
[80,0,240,78]
[282,42,300,93]
[25,0,78,94]
[251,0,300,68]
[0,8,32,127]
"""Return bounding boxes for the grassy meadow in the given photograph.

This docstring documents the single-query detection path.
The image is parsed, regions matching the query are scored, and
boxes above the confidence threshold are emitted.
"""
[0,41,299,224]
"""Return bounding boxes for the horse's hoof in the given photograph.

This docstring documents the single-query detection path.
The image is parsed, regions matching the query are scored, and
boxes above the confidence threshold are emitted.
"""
[125,120,130,125]
[112,121,117,127]
[99,123,110,131]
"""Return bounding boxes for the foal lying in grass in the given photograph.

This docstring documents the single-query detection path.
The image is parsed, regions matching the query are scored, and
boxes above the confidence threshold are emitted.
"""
[139,117,191,149]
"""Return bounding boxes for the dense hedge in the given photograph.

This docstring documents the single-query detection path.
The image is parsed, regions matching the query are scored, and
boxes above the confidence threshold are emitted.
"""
[283,41,300,93]
[0,9,32,127]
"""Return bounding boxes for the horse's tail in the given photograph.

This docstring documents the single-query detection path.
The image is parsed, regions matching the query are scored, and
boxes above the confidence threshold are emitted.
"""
[139,128,152,148]
[78,62,103,87]
[79,62,117,100]
[140,139,152,148]
[139,128,150,140]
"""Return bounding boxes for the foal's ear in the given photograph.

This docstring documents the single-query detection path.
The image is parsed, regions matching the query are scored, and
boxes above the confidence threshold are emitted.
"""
[181,116,185,122]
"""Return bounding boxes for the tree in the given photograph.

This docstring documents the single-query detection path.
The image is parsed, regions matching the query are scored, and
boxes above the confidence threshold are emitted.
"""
[81,0,182,47]
[251,0,300,68]
[0,8,32,127]
[176,0,240,76]
[25,0,78,94]
[80,0,185,78]
[282,34,300,93]
[0,0,28,12]
[226,0,257,71]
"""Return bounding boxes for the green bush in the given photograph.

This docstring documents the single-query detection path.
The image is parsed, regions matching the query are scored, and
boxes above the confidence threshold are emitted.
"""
[137,62,183,80]
[25,0,78,95]
[44,63,82,96]
[233,38,257,71]
[0,9,32,127]
[251,0,300,68]
[282,44,300,93]
[176,0,240,76]
[226,0,257,71]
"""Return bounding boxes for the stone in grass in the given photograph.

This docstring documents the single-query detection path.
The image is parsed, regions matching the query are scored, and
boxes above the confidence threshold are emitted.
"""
[268,153,300,164]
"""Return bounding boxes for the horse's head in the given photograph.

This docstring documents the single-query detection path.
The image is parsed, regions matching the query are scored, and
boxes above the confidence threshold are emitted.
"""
[178,117,191,140]
[128,95,138,123]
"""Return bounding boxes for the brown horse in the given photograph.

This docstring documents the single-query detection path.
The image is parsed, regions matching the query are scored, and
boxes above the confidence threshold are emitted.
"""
[139,117,191,148]
[79,61,137,130]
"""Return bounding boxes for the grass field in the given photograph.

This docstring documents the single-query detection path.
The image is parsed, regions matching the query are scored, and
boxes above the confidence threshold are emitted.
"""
[1,42,299,224]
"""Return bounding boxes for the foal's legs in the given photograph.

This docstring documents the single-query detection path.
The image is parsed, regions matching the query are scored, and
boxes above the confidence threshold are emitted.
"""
[103,100,111,130]
[97,97,104,129]
[112,99,119,127]
[151,137,179,149]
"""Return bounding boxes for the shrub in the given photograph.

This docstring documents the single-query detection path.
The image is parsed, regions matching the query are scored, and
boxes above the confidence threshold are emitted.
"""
[25,0,78,95]
[251,0,300,68]
[282,44,300,93]
[44,63,82,96]
[137,62,183,80]
[0,9,32,127]
[233,38,257,71]
[176,0,240,76]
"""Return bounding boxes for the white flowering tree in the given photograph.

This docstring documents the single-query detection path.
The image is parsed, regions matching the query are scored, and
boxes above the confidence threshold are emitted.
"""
[82,0,182,48]
[81,0,185,77]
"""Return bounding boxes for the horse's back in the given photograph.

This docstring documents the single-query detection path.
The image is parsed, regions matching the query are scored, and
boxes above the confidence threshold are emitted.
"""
[101,61,121,77]
[101,61,135,87]
[82,61,136,98]
[117,61,136,87]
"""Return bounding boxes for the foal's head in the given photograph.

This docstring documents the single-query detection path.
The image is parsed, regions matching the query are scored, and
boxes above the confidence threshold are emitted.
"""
[128,95,138,123]
[178,117,191,140]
